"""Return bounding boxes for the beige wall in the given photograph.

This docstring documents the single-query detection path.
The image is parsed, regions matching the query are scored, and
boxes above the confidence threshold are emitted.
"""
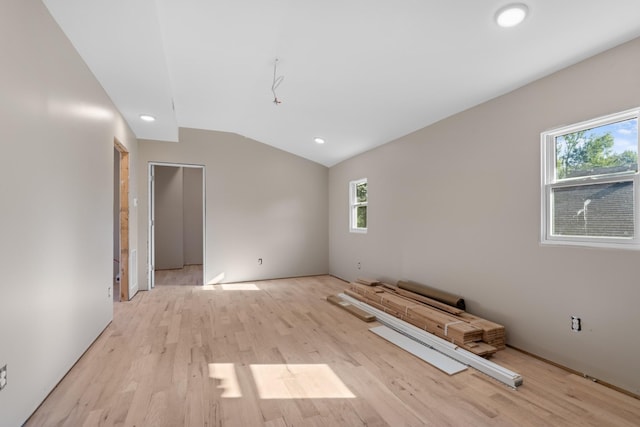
[138,128,329,286]
[329,37,640,395]
[0,1,139,425]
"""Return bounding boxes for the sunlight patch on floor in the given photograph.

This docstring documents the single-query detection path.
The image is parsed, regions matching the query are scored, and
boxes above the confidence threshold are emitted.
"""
[208,363,242,398]
[206,272,225,285]
[250,364,355,399]
[208,363,355,399]
[220,283,260,291]
[200,283,260,291]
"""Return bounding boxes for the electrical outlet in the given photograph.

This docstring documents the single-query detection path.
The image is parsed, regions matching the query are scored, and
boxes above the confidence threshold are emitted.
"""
[356,262,361,270]
[571,316,581,331]
[108,286,112,298]
[258,258,263,265]
[0,365,7,390]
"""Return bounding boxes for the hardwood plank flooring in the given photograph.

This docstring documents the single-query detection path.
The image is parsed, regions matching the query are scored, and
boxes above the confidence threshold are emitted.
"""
[26,275,640,426]
[155,265,203,286]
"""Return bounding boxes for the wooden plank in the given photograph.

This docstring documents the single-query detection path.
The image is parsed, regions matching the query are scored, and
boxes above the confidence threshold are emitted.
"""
[340,293,523,388]
[370,325,467,375]
[114,139,129,302]
[326,295,376,322]
[355,277,381,286]
[384,284,464,315]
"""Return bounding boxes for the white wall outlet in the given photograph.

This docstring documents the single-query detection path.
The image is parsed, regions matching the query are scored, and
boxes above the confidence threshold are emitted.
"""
[0,365,7,390]
[571,316,581,331]
[356,262,361,270]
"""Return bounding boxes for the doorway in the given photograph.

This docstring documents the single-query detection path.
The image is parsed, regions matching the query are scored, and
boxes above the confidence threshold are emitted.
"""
[114,139,131,301]
[148,163,205,289]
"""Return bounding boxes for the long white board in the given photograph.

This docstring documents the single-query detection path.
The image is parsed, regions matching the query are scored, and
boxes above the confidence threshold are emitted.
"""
[370,325,467,375]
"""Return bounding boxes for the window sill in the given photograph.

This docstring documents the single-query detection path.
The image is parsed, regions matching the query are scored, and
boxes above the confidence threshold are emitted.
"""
[540,239,640,251]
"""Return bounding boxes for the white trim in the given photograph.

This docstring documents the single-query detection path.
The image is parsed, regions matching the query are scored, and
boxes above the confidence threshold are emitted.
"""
[148,162,207,289]
[148,163,154,290]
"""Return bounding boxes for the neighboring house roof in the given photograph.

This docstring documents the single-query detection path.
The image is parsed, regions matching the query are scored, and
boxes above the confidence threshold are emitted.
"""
[553,181,633,237]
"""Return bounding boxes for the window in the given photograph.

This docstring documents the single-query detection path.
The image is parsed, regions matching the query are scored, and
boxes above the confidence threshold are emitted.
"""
[541,108,639,248]
[350,178,367,233]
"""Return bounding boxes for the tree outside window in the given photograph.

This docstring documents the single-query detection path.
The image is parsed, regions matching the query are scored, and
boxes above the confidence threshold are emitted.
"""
[350,179,367,233]
[542,109,639,248]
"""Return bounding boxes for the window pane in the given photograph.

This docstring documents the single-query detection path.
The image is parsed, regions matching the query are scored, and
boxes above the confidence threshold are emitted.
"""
[552,182,634,238]
[356,182,367,203]
[555,118,638,179]
[356,206,367,228]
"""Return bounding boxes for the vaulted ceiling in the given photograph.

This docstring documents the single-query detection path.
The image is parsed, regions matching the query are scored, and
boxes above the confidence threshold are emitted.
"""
[43,0,640,166]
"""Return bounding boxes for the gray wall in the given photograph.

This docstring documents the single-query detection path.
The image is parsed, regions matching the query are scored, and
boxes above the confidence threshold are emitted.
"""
[329,37,640,395]
[138,128,329,286]
[183,167,204,265]
[0,1,139,425]
[154,165,185,269]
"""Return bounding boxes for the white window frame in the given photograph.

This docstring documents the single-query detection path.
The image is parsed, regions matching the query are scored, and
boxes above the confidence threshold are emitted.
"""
[540,107,640,249]
[350,178,367,233]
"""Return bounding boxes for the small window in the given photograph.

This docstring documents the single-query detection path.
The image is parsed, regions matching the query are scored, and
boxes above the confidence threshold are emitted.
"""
[350,178,367,233]
[541,108,639,248]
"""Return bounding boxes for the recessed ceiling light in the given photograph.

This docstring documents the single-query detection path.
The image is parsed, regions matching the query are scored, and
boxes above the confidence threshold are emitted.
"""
[314,137,325,144]
[139,114,156,122]
[495,3,528,28]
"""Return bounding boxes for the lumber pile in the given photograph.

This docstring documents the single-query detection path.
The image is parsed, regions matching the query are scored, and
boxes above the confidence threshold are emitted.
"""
[346,278,506,357]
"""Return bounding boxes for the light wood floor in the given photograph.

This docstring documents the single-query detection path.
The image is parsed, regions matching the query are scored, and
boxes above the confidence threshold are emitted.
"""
[26,275,640,426]
[154,264,204,286]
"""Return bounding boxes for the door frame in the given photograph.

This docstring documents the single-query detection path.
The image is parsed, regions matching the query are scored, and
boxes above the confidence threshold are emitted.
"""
[114,139,130,301]
[148,162,206,289]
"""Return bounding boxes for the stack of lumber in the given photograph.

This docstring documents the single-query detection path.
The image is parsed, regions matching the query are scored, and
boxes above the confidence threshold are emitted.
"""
[345,278,506,357]
[458,313,506,350]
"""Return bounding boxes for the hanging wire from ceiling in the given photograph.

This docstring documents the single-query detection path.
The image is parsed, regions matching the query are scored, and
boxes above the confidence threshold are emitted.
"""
[272,58,284,105]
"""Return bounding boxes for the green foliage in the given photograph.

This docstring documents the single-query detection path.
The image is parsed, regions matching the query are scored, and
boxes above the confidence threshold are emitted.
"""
[556,130,638,179]
[356,182,367,202]
[355,182,367,228]
[357,206,367,228]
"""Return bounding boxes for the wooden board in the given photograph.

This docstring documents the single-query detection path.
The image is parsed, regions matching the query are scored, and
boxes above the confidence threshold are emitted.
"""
[355,277,381,286]
[327,295,376,322]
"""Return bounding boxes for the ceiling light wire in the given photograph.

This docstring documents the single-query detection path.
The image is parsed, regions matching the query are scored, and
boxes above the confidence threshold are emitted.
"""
[272,58,284,105]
